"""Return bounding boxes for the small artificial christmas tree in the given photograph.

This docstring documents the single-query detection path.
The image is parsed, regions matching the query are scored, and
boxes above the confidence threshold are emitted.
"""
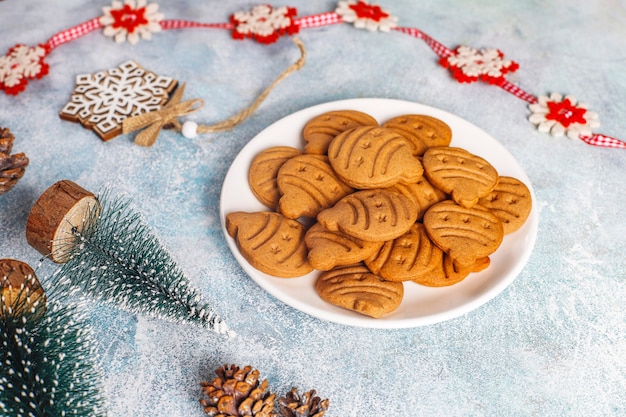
[0,258,106,417]
[25,180,232,336]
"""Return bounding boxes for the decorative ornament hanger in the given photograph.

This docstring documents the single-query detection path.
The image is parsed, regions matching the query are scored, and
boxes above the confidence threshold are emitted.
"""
[0,0,623,149]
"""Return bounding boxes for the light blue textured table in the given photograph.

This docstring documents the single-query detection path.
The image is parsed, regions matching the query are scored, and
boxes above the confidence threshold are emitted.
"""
[1,1,625,416]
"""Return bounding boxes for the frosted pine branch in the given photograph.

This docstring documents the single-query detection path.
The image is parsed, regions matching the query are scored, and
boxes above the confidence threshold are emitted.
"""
[51,192,233,337]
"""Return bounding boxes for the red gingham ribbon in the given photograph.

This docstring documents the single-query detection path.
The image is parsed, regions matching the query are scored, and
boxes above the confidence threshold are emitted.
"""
[295,12,343,29]
[392,26,453,58]
[44,17,102,53]
[498,80,537,104]
[579,134,626,149]
[160,20,233,31]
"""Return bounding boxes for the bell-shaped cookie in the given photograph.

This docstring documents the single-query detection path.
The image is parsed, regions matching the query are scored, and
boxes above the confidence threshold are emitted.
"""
[328,126,424,189]
[315,264,404,318]
[317,189,418,242]
[277,154,354,219]
[248,146,302,209]
[303,110,378,155]
[226,211,313,278]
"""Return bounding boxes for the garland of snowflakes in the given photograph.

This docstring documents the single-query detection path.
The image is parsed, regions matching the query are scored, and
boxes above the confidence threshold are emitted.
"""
[0,0,622,149]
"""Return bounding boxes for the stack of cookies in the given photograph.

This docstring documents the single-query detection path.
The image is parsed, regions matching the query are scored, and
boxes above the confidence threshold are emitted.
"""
[226,110,532,319]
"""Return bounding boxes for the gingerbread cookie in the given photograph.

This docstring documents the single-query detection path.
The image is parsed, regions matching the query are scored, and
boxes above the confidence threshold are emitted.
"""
[277,154,354,219]
[317,189,418,242]
[305,222,384,271]
[248,146,302,209]
[315,264,404,318]
[413,254,490,287]
[225,211,313,278]
[327,126,424,189]
[302,110,378,154]
[423,200,503,266]
[423,146,498,208]
[59,60,178,141]
[382,114,452,155]
[386,176,448,221]
[365,223,443,282]
[478,176,532,235]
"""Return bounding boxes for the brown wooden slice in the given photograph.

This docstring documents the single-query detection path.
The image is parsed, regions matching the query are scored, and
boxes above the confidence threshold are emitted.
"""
[1,258,46,318]
[315,264,404,318]
[26,180,101,263]
[302,110,378,155]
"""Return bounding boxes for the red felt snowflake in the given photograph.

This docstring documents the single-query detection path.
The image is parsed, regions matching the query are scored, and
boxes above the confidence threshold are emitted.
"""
[336,0,398,32]
[440,45,519,85]
[0,44,49,95]
[100,0,164,44]
[528,93,600,139]
[231,5,299,44]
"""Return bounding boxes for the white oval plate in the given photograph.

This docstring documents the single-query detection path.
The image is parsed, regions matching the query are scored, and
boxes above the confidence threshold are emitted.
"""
[220,98,538,328]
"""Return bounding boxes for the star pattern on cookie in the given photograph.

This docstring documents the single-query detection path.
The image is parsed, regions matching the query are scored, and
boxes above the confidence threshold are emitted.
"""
[59,60,178,141]
[230,4,299,44]
[0,44,49,95]
[528,92,600,139]
[335,0,398,32]
[440,45,519,85]
[100,0,164,44]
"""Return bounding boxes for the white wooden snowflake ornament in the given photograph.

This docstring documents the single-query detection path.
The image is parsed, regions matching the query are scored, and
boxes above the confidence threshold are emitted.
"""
[100,0,164,44]
[528,93,600,140]
[335,0,398,32]
[59,61,178,141]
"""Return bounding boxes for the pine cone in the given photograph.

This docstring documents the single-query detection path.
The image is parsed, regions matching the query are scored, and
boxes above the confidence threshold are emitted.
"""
[200,364,277,417]
[0,127,29,195]
[278,388,329,417]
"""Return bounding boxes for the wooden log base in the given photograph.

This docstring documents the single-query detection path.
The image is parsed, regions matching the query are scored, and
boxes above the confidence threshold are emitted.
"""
[26,179,101,263]
[0,258,46,318]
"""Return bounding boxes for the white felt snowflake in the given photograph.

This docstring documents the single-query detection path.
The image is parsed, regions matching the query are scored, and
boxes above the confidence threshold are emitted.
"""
[0,44,49,95]
[528,93,600,139]
[335,0,398,32]
[441,45,519,84]
[59,60,177,141]
[100,0,164,44]
[231,5,299,44]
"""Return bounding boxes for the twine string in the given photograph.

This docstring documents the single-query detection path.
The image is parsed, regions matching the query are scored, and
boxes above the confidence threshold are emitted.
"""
[171,36,307,135]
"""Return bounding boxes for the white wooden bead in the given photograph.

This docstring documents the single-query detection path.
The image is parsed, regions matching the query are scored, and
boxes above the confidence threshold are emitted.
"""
[181,121,198,139]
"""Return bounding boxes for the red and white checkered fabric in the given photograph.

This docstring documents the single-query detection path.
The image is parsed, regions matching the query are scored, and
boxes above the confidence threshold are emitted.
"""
[579,134,626,149]
[498,80,537,103]
[295,12,343,29]
[160,20,233,31]
[392,26,453,58]
[44,17,102,52]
